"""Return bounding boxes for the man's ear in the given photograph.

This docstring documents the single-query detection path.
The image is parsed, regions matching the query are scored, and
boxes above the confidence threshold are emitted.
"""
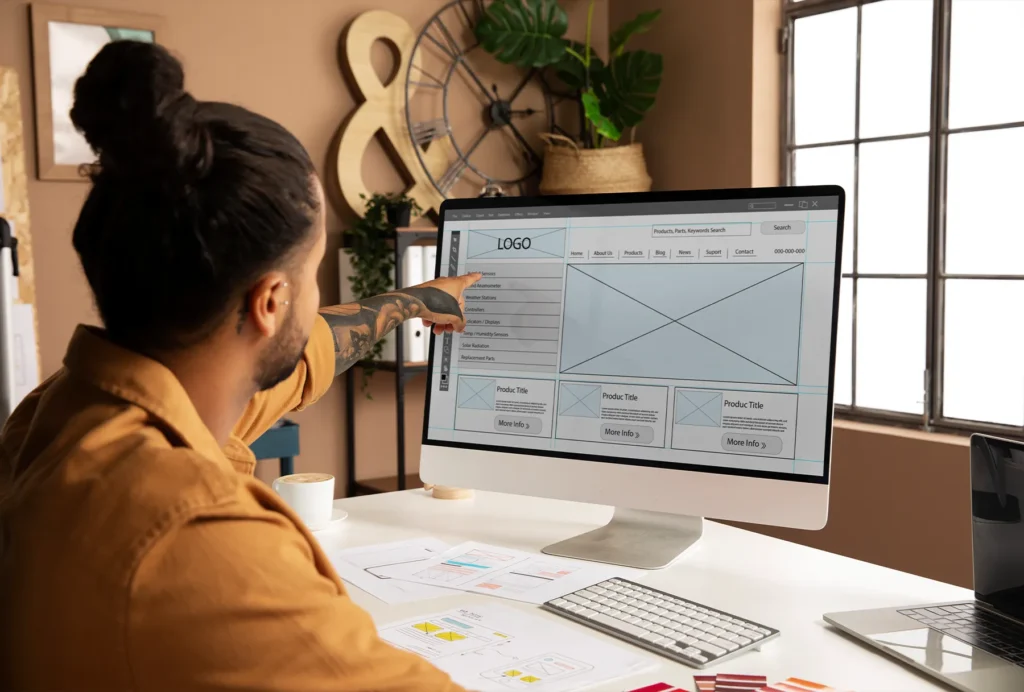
[245,272,291,338]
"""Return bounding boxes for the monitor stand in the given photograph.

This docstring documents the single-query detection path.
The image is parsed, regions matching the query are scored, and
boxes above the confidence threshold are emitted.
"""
[541,508,703,570]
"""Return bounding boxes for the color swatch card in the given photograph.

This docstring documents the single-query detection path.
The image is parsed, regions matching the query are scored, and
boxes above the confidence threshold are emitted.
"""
[693,674,768,692]
[380,604,655,691]
[375,541,641,604]
[761,679,852,692]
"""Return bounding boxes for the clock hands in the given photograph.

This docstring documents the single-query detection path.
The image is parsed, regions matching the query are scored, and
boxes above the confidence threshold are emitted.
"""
[504,121,541,165]
[506,69,536,104]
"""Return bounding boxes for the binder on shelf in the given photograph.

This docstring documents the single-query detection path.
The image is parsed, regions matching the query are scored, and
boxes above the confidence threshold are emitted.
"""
[401,246,426,362]
[423,244,438,281]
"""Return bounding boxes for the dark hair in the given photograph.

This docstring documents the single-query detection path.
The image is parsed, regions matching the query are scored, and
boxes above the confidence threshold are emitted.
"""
[69,41,319,351]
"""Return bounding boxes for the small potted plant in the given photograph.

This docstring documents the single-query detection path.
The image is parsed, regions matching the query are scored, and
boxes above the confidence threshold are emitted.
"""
[385,195,415,228]
[476,0,663,195]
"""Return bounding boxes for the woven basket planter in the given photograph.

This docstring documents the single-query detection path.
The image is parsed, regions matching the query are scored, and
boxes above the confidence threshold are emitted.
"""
[539,137,653,195]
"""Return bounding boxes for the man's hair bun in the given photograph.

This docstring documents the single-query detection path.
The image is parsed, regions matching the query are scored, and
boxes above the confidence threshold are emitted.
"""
[70,40,211,180]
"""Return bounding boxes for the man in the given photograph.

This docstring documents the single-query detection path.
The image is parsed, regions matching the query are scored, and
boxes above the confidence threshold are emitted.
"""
[0,41,475,690]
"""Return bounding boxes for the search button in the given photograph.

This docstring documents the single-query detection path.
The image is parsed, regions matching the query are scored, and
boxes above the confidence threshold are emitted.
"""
[761,220,806,235]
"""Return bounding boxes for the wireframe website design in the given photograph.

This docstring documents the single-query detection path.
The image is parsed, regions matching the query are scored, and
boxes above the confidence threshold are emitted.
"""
[425,194,841,480]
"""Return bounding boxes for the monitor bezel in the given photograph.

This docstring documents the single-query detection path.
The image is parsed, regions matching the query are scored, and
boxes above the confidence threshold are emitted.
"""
[421,185,845,487]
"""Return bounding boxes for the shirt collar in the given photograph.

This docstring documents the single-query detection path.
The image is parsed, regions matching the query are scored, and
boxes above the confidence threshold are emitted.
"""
[63,325,232,469]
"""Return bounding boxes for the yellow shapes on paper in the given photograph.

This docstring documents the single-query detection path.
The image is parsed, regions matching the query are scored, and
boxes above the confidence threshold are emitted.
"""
[503,670,523,678]
[434,631,467,642]
[413,622,442,633]
[520,676,541,683]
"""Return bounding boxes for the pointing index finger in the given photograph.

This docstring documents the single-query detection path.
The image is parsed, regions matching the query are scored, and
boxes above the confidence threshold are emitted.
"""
[462,272,484,289]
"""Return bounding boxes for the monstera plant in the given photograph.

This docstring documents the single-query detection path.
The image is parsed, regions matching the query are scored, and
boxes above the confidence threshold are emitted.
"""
[476,0,662,149]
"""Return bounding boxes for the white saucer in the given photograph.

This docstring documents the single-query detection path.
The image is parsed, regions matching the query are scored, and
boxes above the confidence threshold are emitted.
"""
[311,507,348,533]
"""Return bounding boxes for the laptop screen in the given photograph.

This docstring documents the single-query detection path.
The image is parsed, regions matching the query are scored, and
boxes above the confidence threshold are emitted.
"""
[971,435,1024,621]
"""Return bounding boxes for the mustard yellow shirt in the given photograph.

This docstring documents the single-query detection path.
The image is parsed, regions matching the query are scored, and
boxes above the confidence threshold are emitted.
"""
[0,316,464,691]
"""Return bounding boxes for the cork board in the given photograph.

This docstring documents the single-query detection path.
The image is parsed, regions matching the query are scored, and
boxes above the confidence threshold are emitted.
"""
[0,66,43,384]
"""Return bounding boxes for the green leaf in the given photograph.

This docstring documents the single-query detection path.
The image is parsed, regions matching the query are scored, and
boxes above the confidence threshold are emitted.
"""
[581,89,621,141]
[553,41,604,91]
[602,50,663,130]
[476,0,569,68]
[609,10,661,56]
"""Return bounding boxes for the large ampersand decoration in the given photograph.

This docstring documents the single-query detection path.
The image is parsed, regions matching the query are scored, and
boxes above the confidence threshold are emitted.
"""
[335,11,452,218]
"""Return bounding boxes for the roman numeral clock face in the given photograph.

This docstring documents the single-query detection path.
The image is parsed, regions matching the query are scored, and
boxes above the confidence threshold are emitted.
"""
[405,0,556,199]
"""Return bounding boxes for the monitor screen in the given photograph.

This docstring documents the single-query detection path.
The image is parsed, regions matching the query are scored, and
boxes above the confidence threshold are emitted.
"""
[423,188,843,484]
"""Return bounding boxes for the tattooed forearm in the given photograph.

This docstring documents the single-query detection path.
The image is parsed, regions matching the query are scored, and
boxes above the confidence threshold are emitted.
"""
[319,287,462,373]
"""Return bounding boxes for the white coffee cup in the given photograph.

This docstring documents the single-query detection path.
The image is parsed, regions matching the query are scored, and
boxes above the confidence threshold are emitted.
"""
[272,473,335,530]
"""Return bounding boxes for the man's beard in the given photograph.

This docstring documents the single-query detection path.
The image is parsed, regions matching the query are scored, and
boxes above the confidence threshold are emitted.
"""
[254,310,308,392]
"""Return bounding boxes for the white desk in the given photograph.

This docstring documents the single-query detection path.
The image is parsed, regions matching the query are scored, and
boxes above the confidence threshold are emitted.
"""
[320,490,967,691]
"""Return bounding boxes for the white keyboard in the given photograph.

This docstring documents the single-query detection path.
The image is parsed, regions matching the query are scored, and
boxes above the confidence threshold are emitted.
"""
[542,577,779,668]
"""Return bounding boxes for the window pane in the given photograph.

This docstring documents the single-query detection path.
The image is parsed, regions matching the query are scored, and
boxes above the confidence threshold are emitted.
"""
[857,137,929,274]
[860,0,932,138]
[943,280,1024,426]
[834,278,853,406]
[946,127,1024,275]
[793,8,857,145]
[950,0,1024,129]
[856,279,926,414]
[794,145,853,273]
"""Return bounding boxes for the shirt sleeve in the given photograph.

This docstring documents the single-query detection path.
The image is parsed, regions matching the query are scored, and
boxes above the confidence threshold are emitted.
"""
[127,510,466,692]
[233,314,337,445]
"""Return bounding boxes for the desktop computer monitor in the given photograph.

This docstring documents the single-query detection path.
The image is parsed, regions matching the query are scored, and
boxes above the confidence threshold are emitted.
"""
[420,186,845,569]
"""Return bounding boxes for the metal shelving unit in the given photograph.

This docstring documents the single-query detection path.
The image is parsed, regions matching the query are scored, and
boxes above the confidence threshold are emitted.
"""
[344,227,436,496]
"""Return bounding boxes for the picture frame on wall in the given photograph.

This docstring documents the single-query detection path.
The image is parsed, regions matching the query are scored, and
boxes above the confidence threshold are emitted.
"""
[29,3,162,181]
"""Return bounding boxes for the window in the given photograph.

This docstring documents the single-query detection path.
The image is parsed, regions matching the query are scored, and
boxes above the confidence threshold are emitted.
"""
[783,0,1024,434]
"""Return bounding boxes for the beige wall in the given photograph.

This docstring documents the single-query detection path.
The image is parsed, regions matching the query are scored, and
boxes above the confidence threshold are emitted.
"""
[609,0,768,190]
[0,0,606,491]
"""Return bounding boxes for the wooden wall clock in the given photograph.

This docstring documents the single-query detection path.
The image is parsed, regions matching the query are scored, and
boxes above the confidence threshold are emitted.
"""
[404,0,555,199]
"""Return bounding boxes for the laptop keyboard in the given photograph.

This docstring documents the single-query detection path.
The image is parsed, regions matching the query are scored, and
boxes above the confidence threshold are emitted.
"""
[900,603,1024,665]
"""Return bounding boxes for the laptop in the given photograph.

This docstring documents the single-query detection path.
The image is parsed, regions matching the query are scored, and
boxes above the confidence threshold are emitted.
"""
[824,434,1024,692]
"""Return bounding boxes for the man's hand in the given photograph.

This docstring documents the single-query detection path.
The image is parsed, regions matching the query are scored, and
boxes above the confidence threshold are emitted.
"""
[415,273,483,335]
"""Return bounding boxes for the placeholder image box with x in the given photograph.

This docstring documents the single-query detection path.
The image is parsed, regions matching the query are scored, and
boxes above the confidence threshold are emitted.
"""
[457,377,497,411]
[674,389,724,428]
[558,383,602,419]
[559,263,804,387]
